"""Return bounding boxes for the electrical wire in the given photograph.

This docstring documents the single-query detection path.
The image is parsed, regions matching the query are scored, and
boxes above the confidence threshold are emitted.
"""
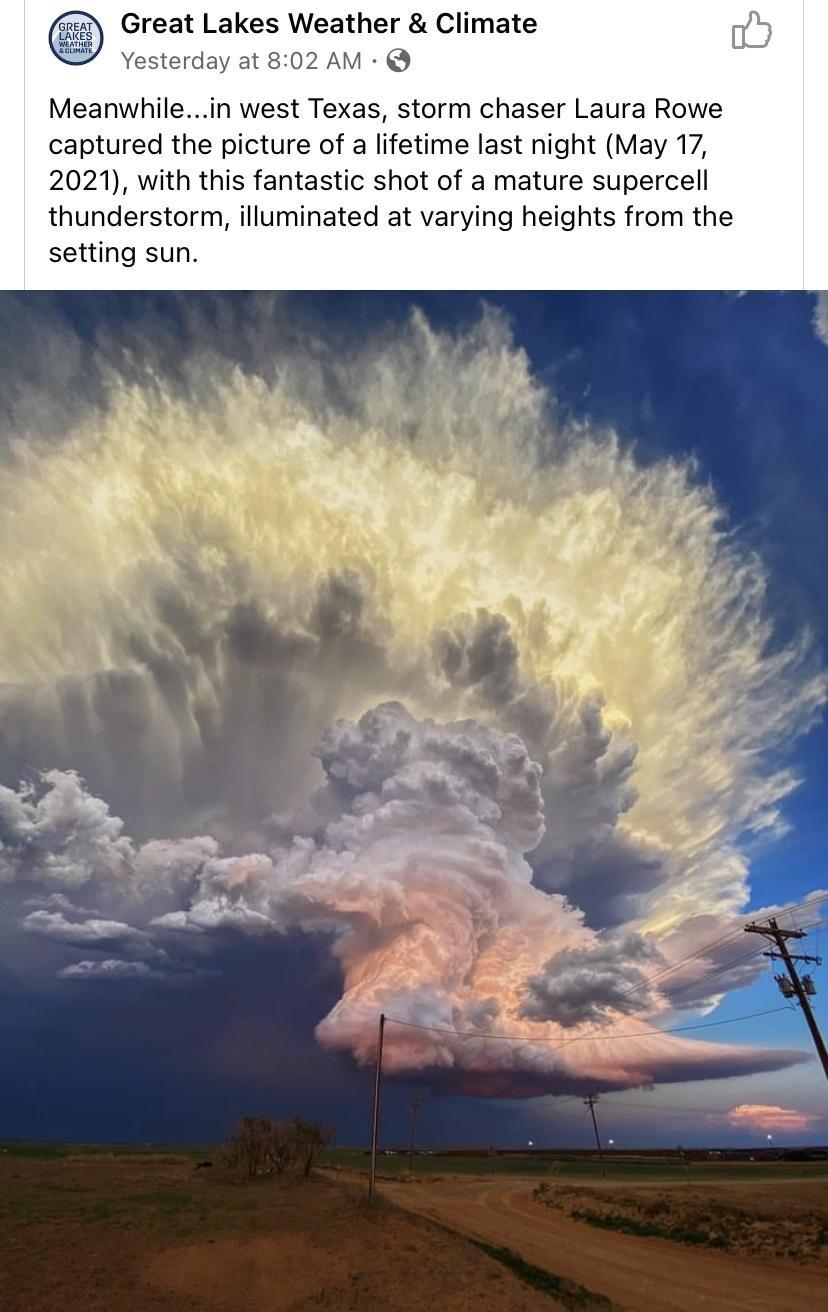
[596,1099,729,1115]
[384,1002,794,1047]
[380,897,821,1071]
[654,945,767,1000]
[611,892,828,1005]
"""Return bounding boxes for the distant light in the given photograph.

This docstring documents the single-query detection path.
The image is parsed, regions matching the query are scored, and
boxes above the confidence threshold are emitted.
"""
[767,1134,773,1142]
[608,1138,615,1146]
[528,1140,534,1146]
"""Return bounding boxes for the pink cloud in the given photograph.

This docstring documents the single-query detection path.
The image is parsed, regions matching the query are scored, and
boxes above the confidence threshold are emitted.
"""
[724,1103,821,1136]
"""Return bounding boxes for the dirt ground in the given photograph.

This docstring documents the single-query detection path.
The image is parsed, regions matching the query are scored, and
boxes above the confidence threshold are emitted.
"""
[380,1172,828,1312]
[0,1156,574,1312]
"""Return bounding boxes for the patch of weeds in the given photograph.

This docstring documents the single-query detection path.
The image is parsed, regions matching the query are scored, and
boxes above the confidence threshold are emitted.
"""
[469,1239,616,1311]
[570,1208,730,1250]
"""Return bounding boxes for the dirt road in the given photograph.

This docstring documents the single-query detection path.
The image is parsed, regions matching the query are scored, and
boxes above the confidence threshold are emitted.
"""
[381,1176,826,1312]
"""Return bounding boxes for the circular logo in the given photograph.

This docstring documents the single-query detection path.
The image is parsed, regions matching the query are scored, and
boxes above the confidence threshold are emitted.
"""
[386,48,411,72]
[49,11,103,65]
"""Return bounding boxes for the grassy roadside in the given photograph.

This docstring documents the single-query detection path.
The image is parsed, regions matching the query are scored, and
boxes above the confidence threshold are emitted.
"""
[419,1211,618,1311]
[468,1239,617,1311]
[533,1182,828,1263]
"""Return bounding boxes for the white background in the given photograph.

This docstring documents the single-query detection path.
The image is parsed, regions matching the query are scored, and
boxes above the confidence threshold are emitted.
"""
[1,2,825,289]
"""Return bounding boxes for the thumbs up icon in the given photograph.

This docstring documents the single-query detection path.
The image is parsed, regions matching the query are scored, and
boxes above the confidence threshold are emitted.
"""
[732,12,772,48]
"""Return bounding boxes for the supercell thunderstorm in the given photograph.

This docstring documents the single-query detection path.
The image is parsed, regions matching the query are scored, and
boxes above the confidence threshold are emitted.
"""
[0,300,824,1095]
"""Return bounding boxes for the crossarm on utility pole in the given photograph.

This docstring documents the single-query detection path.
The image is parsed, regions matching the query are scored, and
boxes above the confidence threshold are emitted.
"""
[746,918,828,1083]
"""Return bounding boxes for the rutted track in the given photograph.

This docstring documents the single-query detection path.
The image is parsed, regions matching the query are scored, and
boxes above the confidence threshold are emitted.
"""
[380,1176,826,1312]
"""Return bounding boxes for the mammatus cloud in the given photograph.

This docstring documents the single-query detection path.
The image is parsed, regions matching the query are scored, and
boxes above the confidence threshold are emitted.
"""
[0,300,824,1096]
[723,1104,822,1137]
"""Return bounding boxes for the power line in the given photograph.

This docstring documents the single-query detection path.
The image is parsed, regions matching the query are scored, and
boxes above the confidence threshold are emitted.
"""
[537,940,761,1058]
[607,902,828,1019]
[552,895,827,1065]
[365,895,827,1198]
[611,892,828,1005]
[772,893,828,921]
[656,945,767,1000]
[596,1097,768,1116]
[384,1003,793,1047]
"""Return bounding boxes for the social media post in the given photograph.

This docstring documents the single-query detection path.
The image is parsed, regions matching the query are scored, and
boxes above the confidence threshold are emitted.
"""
[2,1,817,288]
[2,287,828,1310]
[4,8,828,1310]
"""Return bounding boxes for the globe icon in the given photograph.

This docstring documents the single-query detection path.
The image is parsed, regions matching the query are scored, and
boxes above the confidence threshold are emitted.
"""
[387,48,411,72]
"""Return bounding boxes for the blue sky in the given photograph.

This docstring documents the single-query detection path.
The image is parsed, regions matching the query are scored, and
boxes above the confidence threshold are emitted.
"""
[0,291,826,1149]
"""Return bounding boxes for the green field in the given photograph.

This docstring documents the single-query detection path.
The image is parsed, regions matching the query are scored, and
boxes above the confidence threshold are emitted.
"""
[4,1140,827,1185]
[323,1147,828,1183]
[0,1152,609,1312]
[0,1140,213,1161]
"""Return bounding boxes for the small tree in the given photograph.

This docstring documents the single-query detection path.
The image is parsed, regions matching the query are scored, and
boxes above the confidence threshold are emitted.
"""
[269,1119,298,1175]
[228,1116,273,1179]
[291,1118,334,1177]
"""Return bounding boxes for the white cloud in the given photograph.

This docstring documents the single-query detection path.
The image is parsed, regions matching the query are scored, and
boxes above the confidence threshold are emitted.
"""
[21,909,154,957]
[58,958,157,981]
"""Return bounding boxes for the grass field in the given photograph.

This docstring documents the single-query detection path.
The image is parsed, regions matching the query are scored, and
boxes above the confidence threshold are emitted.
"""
[6,1138,828,1183]
[2,1142,826,1312]
[0,1140,213,1160]
[0,1150,602,1312]
[323,1146,828,1182]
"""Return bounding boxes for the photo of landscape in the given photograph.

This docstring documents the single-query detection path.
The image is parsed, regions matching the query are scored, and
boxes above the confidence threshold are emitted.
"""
[1,290,826,1311]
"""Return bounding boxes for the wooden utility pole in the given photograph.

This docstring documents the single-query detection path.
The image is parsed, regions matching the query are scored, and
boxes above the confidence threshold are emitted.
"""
[584,1094,606,1177]
[408,1095,422,1174]
[745,917,828,1083]
[368,1013,385,1203]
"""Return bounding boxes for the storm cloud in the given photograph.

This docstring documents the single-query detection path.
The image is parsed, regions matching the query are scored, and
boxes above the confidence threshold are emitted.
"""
[0,299,824,1098]
[519,936,658,1028]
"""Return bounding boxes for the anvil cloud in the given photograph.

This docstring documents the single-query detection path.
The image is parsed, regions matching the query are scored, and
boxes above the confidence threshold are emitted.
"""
[0,298,824,1097]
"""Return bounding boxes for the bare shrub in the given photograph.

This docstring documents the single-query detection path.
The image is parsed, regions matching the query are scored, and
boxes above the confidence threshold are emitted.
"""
[225,1115,333,1180]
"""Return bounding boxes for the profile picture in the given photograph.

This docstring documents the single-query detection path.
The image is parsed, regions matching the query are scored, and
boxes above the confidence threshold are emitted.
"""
[49,11,103,65]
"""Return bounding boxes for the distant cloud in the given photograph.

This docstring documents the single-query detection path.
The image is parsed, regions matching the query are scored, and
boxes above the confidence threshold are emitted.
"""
[813,293,828,344]
[58,958,158,981]
[21,909,155,958]
[724,1103,821,1136]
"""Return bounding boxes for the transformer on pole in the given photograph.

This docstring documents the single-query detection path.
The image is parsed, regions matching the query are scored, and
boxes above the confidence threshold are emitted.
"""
[745,917,828,1084]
